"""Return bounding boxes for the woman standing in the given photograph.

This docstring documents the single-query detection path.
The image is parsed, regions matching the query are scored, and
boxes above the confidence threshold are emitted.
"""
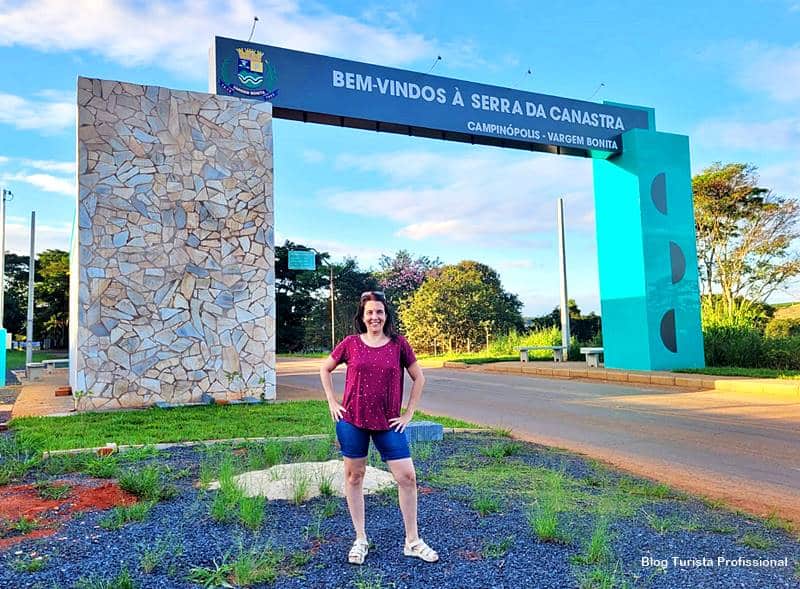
[319,291,439,565]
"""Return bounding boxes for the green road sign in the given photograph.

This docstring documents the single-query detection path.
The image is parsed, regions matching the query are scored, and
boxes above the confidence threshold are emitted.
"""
[288,250,316,270]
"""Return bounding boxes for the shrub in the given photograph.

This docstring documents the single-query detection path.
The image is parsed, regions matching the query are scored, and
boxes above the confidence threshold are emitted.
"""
[765,318,800,339]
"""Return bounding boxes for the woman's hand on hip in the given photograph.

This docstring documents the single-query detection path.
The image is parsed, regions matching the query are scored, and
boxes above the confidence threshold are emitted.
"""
[327,399,347,422]
[388,412,414,433]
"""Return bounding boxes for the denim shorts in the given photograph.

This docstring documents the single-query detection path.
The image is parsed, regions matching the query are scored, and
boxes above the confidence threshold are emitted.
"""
[335,419,411,462]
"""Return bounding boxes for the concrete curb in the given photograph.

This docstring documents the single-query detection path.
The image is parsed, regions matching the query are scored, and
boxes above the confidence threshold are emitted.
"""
[39,427,490,459]
[443,361,800,398]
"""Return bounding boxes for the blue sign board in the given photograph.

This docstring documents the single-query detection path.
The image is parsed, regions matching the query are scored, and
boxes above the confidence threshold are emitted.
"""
[288,250,316,271]
[211,37,651,156]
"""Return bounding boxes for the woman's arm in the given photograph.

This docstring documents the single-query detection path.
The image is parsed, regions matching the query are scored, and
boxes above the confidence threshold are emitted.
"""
[319,355,347,421]
[389,361,425,433]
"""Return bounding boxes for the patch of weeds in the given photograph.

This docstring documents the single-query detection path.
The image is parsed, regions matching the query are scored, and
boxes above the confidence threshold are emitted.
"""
[352,568,394,589]
[99,501,155,530]
[764,511,794,533]
[705,518,736,535]
[316,468,336,497]
[73,568,137,589]
[136,534,185,575]
[238,495,266,530]
[35,481,71,500]
[577,562,630,589]
[210,456,244,523]
[795,560,800,580]
[411,442,434,462]
[118,446,163,463]
[198,460,216,489]
[737,532,774,550]
[11,554,47,572]
[472,493,502,516]
[528,502,569,544]
[375,484,398,505]
[700,495,727,510]
[40,452,89,476]
[490,427,513,438]
[0,436,40,484]
[290,550,313,568]
[12,516,37,534]
[83,455,120,479]
[188,545,306,587]
[247,440,283,470]
[617,477,672,500]
[118,465,178,501]
[480,440,523,459]
[571,519,612,565]
[641,510,699,534]
[482,535,515,558]
[290,469,311,505]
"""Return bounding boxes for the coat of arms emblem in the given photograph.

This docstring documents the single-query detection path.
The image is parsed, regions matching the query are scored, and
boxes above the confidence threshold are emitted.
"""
[219,46,278,100]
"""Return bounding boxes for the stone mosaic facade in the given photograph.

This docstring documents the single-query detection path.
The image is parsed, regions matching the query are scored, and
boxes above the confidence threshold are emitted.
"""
[71,77,275,410]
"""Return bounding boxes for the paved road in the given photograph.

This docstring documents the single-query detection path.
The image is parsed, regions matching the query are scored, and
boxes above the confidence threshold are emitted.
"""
[278,358,800,524]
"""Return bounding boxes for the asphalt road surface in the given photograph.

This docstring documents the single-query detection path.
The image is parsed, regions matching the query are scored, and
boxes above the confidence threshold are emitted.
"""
[278,359,800,524]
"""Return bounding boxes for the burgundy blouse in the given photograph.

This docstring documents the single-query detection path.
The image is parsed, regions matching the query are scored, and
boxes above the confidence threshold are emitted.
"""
[330,334,417,430]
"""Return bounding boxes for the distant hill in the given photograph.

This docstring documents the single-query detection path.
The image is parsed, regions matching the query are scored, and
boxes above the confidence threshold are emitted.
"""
[774,303,800,319]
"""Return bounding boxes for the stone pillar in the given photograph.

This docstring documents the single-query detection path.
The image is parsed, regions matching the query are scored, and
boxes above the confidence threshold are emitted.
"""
[72,77,275,410]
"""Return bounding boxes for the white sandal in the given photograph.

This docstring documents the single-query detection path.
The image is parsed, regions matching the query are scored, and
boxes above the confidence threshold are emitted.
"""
[404,538,439,562]
[348,538,369,565]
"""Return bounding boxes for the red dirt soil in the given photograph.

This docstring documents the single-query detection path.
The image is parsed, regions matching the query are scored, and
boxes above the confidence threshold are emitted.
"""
[0,480,138,550]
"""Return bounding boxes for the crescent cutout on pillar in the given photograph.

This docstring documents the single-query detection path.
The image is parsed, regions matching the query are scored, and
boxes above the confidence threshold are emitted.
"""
[660,309,677,353]
[651,172,667,215]
[669,241,686,284]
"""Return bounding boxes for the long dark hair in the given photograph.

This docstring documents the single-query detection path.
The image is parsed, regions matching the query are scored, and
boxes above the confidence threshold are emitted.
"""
[353,292,398,340]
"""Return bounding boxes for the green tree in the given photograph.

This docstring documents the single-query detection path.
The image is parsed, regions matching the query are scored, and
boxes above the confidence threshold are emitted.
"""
[399,260,523,353]
[275,241,330,352]
[34,249,69,348]
[693,163,800,318]
[304,258,379,351]
[2,252,30,336]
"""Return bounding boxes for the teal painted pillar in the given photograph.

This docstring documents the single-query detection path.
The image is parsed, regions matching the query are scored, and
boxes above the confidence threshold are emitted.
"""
[592,128,704,370]
[0,329,6,387]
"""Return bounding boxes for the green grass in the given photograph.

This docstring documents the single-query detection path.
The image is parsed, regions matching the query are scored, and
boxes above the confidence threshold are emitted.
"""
[10,401,479,452]
[118,465,178,501]
[737,532,775,550]
[764,511,795,533]
[187,545,306,587]
[5,349,63,371]
[35,480,71,500]
[482,535,515,558]
[641,510,699,534]
[472,493,502,516]
[675,366,800,379]
[11,516,37,534]
[571,520,613,565]
[480,440,523,459]
[99,501,155,530]
[577,563,630,589]
[11,554,47,572]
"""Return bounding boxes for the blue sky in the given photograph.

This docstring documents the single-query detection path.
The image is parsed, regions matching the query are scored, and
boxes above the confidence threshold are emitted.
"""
[1,0,799,315]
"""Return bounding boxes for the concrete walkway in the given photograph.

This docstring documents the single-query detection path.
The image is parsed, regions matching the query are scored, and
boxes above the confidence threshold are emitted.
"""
[10,370,73,418]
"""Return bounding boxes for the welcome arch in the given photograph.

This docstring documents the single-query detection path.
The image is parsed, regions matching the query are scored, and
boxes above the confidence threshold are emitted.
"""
[70,37,703,410]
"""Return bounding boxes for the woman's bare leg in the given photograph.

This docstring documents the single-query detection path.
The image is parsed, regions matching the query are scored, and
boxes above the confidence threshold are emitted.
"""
[387,458,418,543]
[343,457,368,540]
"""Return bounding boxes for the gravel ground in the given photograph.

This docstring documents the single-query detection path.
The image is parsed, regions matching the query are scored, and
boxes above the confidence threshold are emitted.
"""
[0,434,798,588]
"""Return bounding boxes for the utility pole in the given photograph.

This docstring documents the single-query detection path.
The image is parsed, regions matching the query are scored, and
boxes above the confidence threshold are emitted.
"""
[557,198,570,359]
[0,188,12,329]
[26,212,35,365]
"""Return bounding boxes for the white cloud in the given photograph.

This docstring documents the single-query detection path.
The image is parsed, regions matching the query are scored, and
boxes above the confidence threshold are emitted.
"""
[4,219,72,255]
[21,159,76,174]
[2,173,74,196]
[694,117,800,151]
[737,43,800,103]
[0,0,433,79]
[326,150,593,244]
[0,92,74,131]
